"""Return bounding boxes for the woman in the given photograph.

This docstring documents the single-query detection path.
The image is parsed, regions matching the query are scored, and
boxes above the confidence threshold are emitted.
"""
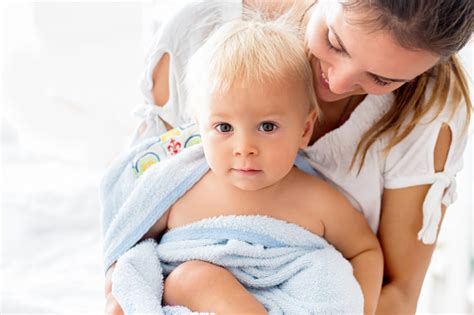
[105,0,472,313]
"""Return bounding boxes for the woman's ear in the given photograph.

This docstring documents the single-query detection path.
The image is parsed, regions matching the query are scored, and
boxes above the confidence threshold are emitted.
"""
[300,109,317,148]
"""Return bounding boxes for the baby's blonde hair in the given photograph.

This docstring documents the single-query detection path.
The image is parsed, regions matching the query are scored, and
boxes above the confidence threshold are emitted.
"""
[185,9,317,117]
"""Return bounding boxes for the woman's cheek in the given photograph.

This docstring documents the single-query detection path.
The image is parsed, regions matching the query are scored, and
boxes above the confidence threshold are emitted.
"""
[305,24,321,53]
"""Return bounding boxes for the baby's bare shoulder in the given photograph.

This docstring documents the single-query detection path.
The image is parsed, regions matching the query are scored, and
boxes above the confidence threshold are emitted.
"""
[290,168,350,209]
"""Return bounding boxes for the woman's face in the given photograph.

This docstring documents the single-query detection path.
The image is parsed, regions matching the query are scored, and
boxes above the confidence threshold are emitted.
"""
[306,0,440,103]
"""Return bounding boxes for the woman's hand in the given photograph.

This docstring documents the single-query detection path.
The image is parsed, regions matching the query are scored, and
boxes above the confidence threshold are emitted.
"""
[104,263,124,315]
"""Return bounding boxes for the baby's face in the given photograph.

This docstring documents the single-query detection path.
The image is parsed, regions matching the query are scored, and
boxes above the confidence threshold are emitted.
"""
[196,79,316,191]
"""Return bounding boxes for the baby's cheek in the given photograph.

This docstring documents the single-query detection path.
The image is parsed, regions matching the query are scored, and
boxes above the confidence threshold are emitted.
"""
[204,147,228,175]
[272,148,299,173]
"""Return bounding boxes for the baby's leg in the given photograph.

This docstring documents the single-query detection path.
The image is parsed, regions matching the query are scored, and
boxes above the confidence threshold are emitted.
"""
[163,260,267,314]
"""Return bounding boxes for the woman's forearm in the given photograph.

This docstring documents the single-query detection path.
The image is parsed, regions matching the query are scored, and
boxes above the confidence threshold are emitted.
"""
[376,282,417,315]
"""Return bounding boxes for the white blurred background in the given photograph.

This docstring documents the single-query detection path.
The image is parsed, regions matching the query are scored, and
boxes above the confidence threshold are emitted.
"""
[0,1,472,314]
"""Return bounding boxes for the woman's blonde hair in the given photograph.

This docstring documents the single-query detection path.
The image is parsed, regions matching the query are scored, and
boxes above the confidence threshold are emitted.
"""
[185,9,318,118]
[339,0,473,172]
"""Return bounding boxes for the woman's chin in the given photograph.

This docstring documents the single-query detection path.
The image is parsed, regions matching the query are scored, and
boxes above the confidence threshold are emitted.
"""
[315,85,349,103]
[314,81,366,103]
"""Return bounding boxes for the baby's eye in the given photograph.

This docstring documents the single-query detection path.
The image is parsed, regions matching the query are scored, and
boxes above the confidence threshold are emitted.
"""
[215,123,233,133]
[258,122,278,133]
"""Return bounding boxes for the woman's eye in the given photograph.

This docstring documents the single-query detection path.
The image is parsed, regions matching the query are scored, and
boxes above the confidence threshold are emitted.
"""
[259,122,278,133]
[215,123,233,133]
[371,74,391,87]
[326,32,344,54]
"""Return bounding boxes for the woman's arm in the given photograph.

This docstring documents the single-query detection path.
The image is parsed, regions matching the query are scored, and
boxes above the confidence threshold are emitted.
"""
[377,187,447,314]
[147,53,173,131]
[376,125,452,314]
[152,52,170,107]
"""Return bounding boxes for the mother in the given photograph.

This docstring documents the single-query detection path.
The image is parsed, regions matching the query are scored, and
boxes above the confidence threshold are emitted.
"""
[105,0,472,313]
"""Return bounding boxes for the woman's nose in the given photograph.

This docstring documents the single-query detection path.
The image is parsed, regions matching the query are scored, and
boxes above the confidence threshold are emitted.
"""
[327,63,360,94]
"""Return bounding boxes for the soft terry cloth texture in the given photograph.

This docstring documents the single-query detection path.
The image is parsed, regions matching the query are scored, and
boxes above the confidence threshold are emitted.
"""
[113,217,364,314]
[101,139,208,273]
[100,137,362,314]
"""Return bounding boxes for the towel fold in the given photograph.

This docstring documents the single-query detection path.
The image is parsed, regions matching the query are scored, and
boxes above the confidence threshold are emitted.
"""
[113,216,363,314]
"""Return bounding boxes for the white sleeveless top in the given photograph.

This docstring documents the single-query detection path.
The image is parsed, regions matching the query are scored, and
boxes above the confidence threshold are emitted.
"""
[134,0,469,244]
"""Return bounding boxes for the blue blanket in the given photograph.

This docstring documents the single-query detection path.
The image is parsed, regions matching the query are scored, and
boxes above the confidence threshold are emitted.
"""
[100,137,363,314]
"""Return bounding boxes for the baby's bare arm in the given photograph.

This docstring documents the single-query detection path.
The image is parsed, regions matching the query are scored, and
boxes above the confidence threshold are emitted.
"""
[317,184,383,315]
[345,231,383,315]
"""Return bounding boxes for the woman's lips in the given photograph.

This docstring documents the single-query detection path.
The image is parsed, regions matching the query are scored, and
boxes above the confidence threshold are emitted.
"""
[319,62,330,89]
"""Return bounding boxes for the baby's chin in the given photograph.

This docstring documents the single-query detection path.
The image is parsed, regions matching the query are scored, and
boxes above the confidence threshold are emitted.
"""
[211,168,284,192]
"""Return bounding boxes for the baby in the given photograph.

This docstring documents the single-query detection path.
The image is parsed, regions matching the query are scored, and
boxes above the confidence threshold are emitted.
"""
[133,13,384,315]
[106,11,383,313]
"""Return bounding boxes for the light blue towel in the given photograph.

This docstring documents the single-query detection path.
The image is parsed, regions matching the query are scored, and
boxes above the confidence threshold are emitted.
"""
[113,216,364,314]
[100,137,363,314]
[101,139,208,273]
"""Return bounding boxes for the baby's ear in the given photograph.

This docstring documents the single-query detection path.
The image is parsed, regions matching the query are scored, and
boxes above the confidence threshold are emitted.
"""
[300,109,317,148]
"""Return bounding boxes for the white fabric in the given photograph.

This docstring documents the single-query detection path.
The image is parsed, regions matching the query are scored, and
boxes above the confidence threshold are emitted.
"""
[305,89,468,244]
[381,97,468,243]
[137,0,242,140]
[138,0,469,244]
[131,103,168,145]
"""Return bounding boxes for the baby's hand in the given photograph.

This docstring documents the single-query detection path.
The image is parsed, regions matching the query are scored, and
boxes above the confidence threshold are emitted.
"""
[104,263,124,315]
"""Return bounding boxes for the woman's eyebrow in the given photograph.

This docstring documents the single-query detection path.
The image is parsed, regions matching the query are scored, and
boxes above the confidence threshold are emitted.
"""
[330,26,411,83]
